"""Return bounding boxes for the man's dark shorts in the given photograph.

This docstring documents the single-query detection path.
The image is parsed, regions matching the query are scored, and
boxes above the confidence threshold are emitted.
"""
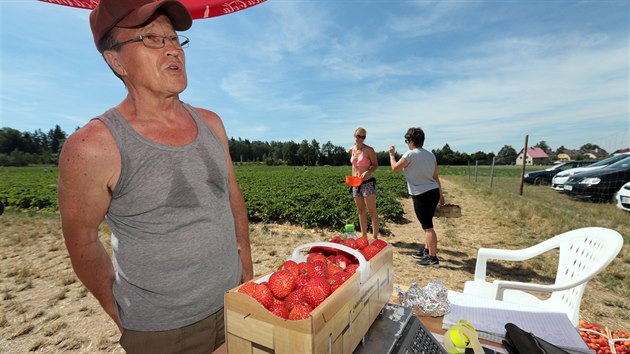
[120,308,224,354]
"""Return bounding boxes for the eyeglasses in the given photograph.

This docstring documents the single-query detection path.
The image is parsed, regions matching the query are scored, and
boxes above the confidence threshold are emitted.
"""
[109,34,189,50]
[355,135,366,139]
[405,139,411,143]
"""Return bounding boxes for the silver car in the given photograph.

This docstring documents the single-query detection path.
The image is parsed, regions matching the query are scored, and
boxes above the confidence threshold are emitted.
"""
[551,153,630,191]
[616,181,630,212]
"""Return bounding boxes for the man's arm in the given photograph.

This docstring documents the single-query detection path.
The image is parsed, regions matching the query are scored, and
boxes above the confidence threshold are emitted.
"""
[198,108,254,282]
[57,122,122,331]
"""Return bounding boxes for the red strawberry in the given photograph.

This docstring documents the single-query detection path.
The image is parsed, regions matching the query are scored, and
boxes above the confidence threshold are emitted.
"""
[307,253,328,264]
[337,271,352,283]
[329,236,344,244]
[269,271,296,299]
[310,260,328,278]
[371,239,388,249]
[345,264,359,275]
[309,246,330,256]
[278,260,300,277]
[304,276,331,307]
[333,254,350,269]
[284,289,307,311]
[269,303,290,319]
[288,303,313,320]
[298,262,314,277]
[237,281,257,296]
[295,274,310,291]
[343,238,357,249]
[252,283,274,309]
[355,236,369,250]
[273,297,284,306]
[327,273,345,293]
[327,263,343,276]
[362,245,380,260]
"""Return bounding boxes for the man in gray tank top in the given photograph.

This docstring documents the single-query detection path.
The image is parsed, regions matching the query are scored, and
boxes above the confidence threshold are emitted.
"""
[57,1,253,353]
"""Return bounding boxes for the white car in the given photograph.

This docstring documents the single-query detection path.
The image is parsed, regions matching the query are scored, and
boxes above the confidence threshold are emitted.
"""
[551,153,630,191]
[615,181,630,212]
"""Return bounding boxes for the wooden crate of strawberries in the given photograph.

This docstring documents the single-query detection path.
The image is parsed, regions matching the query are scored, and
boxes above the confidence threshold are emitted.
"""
[225,237,394,354]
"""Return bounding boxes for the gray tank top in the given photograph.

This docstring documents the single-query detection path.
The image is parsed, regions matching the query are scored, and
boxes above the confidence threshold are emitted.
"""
[96,103,241,331]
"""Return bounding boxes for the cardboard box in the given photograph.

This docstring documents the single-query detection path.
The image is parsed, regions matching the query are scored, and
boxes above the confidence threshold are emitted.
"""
[225,243,394,354]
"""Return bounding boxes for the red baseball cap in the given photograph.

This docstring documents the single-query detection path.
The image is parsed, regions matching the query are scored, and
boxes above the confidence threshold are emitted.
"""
[90,0,192,48]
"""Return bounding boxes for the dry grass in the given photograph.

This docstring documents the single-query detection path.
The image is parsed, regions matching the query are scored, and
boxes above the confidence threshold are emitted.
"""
[0,177,627,353]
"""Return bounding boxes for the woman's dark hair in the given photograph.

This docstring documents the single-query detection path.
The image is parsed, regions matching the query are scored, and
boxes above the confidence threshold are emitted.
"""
[405,127,425,147]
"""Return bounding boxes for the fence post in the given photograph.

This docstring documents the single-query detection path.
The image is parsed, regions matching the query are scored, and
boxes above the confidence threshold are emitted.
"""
[490,157,496,188]
[520,135,529,196]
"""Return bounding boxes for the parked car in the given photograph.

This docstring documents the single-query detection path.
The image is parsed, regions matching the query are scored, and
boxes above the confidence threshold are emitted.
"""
[523,160,594,185]
[563,158,630,202]
[615,182,630,212]
[551,153,630,191]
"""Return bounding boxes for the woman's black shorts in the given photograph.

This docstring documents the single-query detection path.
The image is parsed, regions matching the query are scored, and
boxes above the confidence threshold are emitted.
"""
[410,188,440,230]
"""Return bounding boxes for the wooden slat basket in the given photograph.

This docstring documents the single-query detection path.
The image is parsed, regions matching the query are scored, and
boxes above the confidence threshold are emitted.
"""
[225,242,394,354]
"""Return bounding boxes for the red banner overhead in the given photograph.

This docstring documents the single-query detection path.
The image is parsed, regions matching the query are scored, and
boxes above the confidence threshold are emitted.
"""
[38,0,267,20]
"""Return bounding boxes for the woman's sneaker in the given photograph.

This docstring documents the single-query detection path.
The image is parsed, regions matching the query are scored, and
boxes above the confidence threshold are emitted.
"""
[416,256,439,267]
[411,248,429,259]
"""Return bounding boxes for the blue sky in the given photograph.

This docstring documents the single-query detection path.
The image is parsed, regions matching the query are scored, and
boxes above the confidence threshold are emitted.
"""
[1,0,628,154]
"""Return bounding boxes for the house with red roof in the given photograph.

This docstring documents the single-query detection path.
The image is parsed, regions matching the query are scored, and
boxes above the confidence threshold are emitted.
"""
[516,147,549,165]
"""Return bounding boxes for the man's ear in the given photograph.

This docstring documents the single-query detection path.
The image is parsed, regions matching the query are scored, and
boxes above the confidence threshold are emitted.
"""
[103,51,127,77]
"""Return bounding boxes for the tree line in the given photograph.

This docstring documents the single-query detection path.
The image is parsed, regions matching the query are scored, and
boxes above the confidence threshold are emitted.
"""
[0,126,606,167]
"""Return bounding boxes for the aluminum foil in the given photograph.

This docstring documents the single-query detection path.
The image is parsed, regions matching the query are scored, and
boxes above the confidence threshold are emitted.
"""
[396,280,451,317]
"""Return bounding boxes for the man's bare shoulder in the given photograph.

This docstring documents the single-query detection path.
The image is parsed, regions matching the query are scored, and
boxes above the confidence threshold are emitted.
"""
[61,120,118,163]
[191,106,222,124]
[189,106,227,138]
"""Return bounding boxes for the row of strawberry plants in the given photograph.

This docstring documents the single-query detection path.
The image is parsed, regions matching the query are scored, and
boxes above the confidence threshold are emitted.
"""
[236,165,408,230]
[1,166,59,211]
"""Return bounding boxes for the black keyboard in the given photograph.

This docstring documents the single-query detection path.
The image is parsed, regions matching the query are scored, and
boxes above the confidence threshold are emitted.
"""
[391,315,447,354]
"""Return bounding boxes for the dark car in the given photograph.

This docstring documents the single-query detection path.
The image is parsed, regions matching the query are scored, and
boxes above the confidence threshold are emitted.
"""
[523,160,595,185]
[563,158,630,202]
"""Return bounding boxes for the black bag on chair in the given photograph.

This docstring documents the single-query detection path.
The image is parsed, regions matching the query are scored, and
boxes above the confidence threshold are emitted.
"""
[502,323,569,354]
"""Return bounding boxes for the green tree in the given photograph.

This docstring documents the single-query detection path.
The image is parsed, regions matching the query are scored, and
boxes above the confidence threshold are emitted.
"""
[534,140,552,154]
[496,145,517,165]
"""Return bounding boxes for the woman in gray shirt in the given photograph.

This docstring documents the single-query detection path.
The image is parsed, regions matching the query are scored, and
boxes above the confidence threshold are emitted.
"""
[389,127,445,267]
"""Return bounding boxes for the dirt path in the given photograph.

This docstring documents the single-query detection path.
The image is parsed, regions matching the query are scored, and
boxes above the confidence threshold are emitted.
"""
[0,178,625,353]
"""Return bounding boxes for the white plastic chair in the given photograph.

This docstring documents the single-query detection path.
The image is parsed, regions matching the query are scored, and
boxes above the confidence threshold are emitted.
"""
[463,227,623,326]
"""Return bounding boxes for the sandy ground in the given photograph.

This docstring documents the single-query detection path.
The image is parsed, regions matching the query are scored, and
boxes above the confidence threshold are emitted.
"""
[0,178,626,353]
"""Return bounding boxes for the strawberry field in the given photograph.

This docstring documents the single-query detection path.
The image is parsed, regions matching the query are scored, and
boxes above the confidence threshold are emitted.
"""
[0,165,409,230]
[0,166,59,211]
